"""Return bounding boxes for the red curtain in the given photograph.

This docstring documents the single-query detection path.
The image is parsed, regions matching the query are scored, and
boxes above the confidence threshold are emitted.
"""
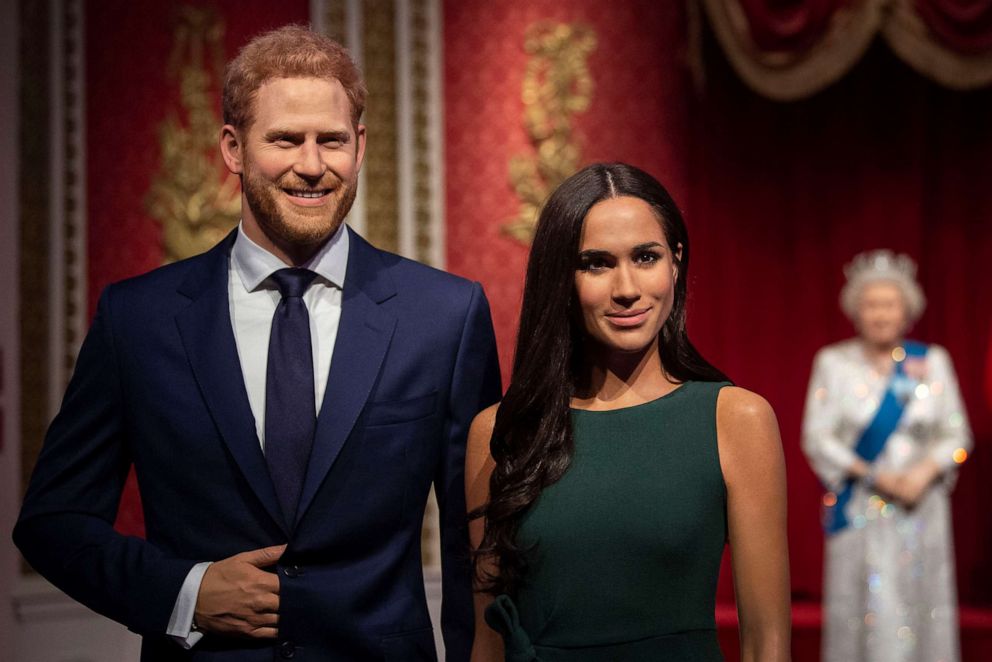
[686,31,992,605]
[737,0,844,52]
[733,0,992,55]
[917,0,992,53]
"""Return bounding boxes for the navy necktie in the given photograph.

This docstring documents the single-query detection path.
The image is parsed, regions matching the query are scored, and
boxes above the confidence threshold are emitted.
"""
[265,267,319,526]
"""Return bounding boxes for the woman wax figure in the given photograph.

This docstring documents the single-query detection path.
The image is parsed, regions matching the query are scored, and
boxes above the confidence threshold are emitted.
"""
[802,249,973,662]
[465,163,791,662]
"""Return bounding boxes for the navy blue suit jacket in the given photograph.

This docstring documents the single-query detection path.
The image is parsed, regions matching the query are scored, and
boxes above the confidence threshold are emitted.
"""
[14,228,502,661]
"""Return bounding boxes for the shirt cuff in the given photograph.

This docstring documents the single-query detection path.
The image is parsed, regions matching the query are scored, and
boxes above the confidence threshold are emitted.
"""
[166,561,211,649]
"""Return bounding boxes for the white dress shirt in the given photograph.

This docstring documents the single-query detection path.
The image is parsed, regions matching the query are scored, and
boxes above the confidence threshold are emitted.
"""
[167,222,348,647]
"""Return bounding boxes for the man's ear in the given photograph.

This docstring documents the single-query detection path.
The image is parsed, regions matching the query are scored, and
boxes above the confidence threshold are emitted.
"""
[354,123,367,173]
[220,124,244,175]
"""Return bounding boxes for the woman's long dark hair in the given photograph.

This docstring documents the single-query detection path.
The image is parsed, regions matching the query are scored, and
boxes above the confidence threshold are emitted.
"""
[472,163,728,597]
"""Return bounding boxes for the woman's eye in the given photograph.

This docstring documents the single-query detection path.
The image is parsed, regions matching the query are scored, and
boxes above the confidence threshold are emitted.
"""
[635,251,660,264]
[579,257,608,271]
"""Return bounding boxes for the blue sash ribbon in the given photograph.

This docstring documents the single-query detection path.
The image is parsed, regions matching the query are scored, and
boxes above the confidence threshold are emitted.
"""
[823,340,928,534]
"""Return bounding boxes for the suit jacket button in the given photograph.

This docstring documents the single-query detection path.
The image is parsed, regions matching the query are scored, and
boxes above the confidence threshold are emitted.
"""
[283,564,302,578]
[279,641,295,658]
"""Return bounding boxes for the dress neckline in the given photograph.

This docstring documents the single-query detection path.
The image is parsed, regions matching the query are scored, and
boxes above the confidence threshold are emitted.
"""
[569,381,691,414]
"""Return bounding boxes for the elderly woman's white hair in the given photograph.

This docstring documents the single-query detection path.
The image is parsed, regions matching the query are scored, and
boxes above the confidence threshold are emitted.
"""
[839,249,927,323]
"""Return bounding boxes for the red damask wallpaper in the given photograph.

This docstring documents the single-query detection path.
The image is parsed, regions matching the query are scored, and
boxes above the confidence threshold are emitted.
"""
[444,0,692,383]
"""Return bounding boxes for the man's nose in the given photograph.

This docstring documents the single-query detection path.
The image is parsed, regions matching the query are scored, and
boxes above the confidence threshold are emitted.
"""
[293,142,325,179]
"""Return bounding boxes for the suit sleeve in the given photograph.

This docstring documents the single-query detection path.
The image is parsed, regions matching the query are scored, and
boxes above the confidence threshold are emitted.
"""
[435,281,501,662]
[13,286,198,636]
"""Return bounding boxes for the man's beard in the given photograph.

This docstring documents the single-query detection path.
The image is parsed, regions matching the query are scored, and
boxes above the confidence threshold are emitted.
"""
[242,161,357,249]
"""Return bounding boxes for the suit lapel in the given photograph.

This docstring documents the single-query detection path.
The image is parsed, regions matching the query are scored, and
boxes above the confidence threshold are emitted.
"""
[175,232,289,536]
[295,229,397,525]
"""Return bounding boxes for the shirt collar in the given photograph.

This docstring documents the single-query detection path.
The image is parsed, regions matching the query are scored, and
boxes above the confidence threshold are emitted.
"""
[232,221,349,292]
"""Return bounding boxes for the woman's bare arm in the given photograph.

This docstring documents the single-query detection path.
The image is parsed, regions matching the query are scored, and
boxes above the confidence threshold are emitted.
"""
[717,387,791,662]
[465,404,504,662]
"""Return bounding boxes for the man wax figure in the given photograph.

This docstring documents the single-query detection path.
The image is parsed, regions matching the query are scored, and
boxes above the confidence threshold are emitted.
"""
[14,25,501,662]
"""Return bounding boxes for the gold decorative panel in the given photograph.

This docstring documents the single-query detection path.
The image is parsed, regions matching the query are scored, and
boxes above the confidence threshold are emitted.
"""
[362,0,400,253]
[146,6,240,264]
[60,0,84,372]
[19,0,54,504]
[18,0,88,572]
[321,0,347,45]
[411,0,434,264]
[503,23,597,244]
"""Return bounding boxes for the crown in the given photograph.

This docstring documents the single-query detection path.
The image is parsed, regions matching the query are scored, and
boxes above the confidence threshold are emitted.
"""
[840,249,926,321]
[843,249,918,283]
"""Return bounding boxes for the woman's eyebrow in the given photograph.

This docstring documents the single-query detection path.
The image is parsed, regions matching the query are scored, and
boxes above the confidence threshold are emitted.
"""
[631,242,663,251]
[577,249,613,258]
[579,242,665,256]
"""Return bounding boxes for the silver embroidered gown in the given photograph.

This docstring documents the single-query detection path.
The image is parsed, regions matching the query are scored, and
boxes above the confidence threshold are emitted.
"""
[801,339,973,662]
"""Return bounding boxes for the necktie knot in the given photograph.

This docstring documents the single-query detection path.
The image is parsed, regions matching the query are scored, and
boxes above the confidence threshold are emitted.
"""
[271,268,317,299]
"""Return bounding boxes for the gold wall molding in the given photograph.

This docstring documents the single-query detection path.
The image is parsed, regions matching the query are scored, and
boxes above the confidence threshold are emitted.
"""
[58,0,85,377]
[19,0,88,513]
[314,0,444,268]
[19,0,54,507]
[361,0,400,253]
[319,0,348,45]
[503,23,597,244]
[146,6,239,264]
[410,0,435,265]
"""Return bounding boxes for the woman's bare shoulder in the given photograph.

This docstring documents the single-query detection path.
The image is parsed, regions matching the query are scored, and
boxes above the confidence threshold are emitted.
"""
[467,403,500,460]
[715,387,783,482]
[717,386,776,429]
[471,403,500,434]
[466,403,500,511]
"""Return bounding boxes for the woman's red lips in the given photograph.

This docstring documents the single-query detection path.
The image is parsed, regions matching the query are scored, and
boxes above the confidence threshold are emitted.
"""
[605,308,650,327]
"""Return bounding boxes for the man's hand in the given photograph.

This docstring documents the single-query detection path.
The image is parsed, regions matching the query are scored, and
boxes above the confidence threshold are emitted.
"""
[194,544,287,639]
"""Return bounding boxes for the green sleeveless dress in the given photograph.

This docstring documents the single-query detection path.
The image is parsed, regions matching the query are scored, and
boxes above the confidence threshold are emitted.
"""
[485,381,730,661]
